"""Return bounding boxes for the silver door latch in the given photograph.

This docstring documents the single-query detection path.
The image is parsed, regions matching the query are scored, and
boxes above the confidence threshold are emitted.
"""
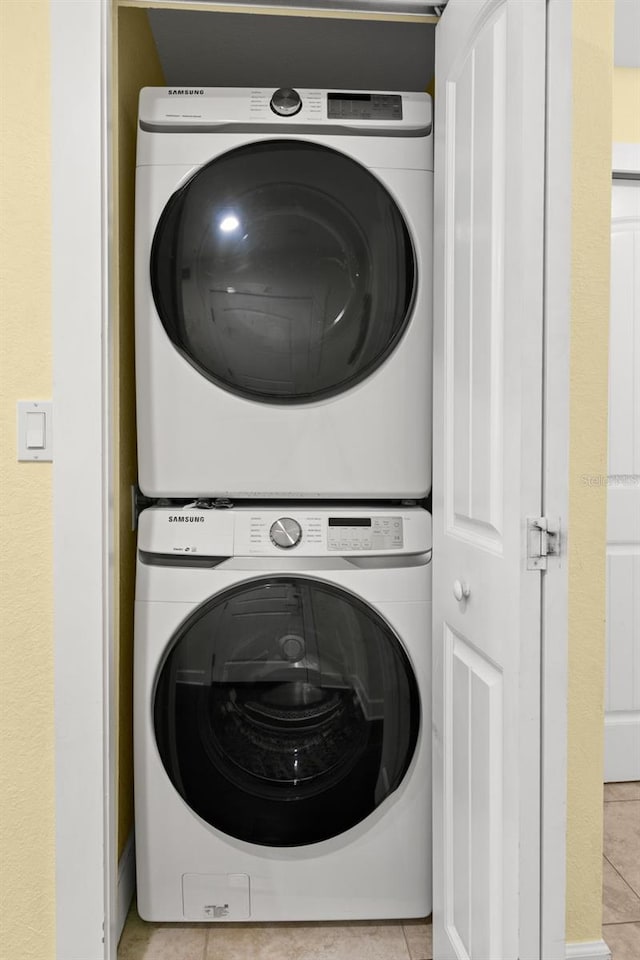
[526,517,561,570]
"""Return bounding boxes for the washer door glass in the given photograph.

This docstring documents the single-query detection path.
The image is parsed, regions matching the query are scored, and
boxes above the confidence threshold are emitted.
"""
[150,141,415,403]
[154,577,420,846]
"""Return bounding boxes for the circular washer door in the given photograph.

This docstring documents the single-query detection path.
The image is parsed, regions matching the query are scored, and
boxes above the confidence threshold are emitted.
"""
[150,140,416,403]
[153,577,420,847]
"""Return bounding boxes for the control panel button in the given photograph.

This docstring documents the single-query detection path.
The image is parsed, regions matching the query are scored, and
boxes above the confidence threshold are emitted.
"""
[270,517,303,549]
[270,88,302,117]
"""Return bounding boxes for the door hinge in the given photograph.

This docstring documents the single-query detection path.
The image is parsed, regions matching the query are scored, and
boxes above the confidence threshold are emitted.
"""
[526,517,561,570]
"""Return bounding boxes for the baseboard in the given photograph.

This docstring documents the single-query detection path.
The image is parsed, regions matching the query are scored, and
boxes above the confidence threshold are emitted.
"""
[117,831,136,942]
[566,939,612,960]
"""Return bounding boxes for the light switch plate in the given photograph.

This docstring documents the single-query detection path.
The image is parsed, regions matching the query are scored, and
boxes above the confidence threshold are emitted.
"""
[17,400,53,461]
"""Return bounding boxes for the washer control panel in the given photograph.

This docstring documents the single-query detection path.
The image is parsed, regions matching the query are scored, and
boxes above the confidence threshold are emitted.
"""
[138,508,429,559]
[247,513,404,552]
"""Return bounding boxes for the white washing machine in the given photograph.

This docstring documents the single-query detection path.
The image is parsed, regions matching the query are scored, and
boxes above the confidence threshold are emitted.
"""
[135,87,433,499]
[134,505,432,922]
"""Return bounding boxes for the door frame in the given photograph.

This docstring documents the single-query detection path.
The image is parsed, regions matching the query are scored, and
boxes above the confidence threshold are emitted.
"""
[50,1,571,957]
[540,1,572,955]
[603,141,640,784]
[51,2,115,958]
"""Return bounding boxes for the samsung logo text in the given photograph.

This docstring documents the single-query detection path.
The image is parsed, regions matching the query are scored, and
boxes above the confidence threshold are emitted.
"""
[168,515,205,523]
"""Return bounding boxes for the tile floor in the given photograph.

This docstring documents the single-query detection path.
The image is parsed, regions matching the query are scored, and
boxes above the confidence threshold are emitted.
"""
[602,781,640,960]
[118,913,432,960]
[119,781,640,960]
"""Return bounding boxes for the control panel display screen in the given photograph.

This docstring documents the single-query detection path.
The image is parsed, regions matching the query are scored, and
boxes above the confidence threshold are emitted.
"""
[328,518,372,527]
[327,93,403,120]
[327,516,403,551]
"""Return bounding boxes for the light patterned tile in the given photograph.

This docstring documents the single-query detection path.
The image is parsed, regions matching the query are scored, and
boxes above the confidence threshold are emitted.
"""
[602,922,640,960]
[605,783,640,802]
[603,857,640,924]
[403,918,433,960]
[118,905,206,960]
[604,801,640,896]
[205,920,410,960]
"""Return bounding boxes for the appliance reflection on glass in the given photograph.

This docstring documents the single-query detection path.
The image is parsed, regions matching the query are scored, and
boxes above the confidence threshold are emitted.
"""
[219,214,240,232]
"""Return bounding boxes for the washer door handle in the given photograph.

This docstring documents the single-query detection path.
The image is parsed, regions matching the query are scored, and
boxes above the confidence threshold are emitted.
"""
[453,579,471,602]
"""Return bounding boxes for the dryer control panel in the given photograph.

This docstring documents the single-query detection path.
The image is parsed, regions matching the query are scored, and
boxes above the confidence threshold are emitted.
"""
[327,92,403,121]
[137,86,431,136]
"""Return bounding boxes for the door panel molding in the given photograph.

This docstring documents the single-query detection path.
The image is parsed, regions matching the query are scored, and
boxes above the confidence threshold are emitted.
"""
[443,625,503,960]
[443,4,507,551]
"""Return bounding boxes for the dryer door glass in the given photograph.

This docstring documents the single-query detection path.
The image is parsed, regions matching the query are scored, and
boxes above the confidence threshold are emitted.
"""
[151,141,415,403]
[154,577,420,846]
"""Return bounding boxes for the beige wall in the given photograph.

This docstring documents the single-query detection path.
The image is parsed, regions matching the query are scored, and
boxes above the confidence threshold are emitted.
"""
[564,28,640,949]
[0,2,55,959]
[564,0,615,944]
[613,67,640,143]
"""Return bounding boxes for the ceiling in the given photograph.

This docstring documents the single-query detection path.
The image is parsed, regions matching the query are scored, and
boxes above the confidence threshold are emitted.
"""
[147,8,436,92]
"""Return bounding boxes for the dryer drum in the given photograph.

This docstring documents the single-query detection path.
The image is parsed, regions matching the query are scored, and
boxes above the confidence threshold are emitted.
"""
[153,576,420,847]
[150,140,416,404]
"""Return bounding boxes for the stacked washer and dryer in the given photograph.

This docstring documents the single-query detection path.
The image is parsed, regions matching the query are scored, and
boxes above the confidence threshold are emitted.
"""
[133,86,434,922]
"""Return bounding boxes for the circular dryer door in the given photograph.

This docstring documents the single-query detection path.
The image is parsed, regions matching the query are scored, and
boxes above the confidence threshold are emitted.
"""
[153,577,420,846]
[150,141,416,403]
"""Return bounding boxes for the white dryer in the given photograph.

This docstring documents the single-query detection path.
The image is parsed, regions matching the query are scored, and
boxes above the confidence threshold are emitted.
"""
[134,505,432,922]
[135,87,433,499]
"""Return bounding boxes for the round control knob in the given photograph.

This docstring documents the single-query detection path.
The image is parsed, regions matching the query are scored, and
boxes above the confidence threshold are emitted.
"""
[270,517,302,549]
[270,87,302,117]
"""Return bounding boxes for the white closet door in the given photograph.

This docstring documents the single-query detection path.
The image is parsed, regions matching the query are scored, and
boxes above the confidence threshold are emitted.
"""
[432,1,546,958]
[605,178,640,783]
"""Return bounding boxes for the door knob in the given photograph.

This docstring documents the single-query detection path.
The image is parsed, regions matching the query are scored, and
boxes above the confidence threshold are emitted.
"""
[453,580,470,601]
